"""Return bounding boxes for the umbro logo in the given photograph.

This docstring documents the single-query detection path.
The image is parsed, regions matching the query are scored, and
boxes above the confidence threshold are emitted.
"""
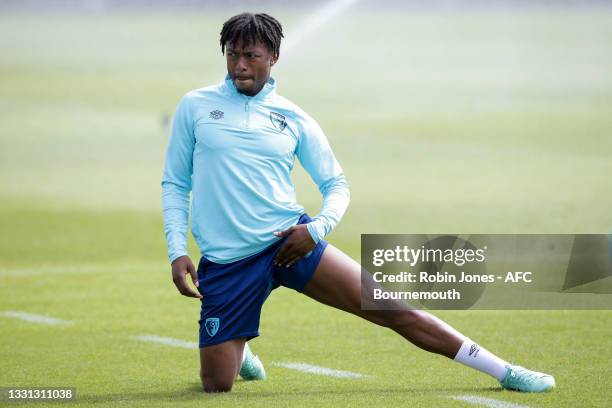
[209,110,224,120]
[469,343,480,357]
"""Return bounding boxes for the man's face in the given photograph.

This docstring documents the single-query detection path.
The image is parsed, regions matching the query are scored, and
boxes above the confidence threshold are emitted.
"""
[225,40,277,96]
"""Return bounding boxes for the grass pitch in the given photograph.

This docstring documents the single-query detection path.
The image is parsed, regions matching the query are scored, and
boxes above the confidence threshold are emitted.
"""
[1,5,612,407]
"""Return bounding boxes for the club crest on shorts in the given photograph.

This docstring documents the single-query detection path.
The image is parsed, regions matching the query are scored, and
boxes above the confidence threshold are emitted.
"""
[269,111,287,131]
[205,317,220,337]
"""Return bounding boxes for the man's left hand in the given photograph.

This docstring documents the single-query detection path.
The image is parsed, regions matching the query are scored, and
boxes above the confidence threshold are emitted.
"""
[273,224,316,268]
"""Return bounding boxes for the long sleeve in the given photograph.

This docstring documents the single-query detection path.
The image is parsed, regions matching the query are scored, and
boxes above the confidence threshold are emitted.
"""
[161,95,196,263]
[296,113,350,243]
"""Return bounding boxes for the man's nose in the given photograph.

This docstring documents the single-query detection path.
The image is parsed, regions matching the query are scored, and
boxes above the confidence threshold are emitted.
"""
[236,56,248,71]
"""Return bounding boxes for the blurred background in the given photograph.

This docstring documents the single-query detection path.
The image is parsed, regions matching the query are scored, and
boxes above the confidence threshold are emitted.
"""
[1,0,611,268]
[1,1,611,405]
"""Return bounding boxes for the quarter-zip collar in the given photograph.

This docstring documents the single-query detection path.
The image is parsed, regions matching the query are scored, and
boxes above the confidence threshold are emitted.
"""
[223,74,276,101]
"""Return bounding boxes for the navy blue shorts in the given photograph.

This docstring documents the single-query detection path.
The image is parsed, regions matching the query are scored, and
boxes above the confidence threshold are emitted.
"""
[196,214,328,347]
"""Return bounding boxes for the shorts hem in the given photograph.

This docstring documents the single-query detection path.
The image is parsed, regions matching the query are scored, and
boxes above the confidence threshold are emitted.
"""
[199,331,260,348]
[294,240,329,293]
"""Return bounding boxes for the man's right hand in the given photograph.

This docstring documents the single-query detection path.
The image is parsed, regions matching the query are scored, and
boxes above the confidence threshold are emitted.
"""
[171,255,203,299]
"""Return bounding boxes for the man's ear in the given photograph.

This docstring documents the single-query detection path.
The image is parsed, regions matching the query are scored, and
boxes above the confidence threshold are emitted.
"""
[271,54,278,66]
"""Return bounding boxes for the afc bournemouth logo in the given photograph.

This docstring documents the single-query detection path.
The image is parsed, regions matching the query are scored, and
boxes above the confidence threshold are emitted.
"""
[270,111,287,131]
[205,317,220,337]
[209,110,224,120]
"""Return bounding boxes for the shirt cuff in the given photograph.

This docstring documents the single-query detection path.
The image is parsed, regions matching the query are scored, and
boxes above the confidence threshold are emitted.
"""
[306,221,323,244]
[169,250,188,264]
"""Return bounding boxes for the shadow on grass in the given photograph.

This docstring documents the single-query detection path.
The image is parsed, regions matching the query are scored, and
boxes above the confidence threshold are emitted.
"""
[75,383,502,404]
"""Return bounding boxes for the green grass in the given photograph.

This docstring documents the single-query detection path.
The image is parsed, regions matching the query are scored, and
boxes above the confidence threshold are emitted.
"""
[1,6,612,407]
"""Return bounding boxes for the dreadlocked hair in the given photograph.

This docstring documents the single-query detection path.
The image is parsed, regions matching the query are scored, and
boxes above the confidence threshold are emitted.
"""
[220,13,283,57]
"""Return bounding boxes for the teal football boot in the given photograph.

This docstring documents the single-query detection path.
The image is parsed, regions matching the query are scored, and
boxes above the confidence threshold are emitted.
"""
[499,365,555,392]
[239,342,266,381]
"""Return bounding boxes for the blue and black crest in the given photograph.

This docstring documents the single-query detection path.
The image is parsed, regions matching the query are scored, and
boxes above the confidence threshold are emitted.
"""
[270,111,287,131]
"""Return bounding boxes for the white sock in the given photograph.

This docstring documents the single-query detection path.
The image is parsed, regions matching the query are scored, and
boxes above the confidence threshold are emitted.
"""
[453,339,509,381]
[242,342,252,364]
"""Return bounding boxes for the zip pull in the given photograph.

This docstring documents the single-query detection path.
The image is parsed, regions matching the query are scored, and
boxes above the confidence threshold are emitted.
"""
[244,99,251,128]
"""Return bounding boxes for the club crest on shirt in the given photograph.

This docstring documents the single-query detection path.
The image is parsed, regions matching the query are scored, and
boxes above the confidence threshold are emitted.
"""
[205,317,220,337]
[269,111,287,131]
[209,110,224,120]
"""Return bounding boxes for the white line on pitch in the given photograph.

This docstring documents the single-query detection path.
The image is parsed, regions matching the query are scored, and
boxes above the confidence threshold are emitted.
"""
[1,310,73,325]
[273,362,368,379]
[450,395,531,408]
[133,338,368,380]
[133,335,198,349]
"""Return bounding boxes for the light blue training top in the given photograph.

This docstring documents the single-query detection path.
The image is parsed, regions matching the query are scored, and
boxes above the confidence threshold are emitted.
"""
[162,76,350,264]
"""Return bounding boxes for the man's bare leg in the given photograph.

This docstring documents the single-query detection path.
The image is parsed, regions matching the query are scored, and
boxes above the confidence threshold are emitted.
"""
[199,338,245,393]
[303,244,465,357]
[302,244,556,392]
[302,244,509,381]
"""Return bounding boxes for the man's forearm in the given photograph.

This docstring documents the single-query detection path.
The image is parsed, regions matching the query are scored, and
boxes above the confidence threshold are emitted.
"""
[306,173,350,243]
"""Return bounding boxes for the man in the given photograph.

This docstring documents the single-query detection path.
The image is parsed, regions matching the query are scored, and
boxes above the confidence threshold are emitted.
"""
[162,12,555,393]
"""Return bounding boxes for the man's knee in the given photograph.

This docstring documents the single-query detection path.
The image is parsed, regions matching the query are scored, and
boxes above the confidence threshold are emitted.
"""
[200,369,235,393]
[199,338,244,393]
